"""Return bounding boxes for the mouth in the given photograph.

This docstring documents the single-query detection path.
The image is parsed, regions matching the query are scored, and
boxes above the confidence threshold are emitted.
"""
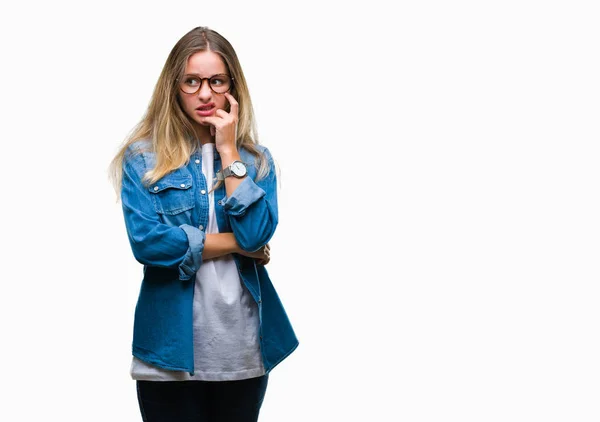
[196,104,216,116]
[196,102,215,110]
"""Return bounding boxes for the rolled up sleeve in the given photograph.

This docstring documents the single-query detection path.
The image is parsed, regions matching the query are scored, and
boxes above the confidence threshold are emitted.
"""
[177,224,205,280]
[121,148,205,281]
[222,147,278,252]
[222,177,266,216]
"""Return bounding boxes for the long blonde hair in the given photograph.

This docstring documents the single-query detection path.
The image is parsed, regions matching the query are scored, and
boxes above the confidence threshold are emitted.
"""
[108,26,269,198]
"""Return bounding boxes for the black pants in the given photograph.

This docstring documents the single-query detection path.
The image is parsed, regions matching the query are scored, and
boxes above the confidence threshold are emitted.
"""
[136,374,269,422]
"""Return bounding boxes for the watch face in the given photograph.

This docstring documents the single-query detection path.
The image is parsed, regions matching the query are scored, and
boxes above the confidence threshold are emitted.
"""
[231,161,247,176]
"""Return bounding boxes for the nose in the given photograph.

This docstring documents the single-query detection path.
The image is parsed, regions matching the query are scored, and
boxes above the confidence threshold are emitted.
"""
[197,79,213,101]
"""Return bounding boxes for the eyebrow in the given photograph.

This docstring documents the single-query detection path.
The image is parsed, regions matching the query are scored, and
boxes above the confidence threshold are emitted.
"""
[183,72,228,77]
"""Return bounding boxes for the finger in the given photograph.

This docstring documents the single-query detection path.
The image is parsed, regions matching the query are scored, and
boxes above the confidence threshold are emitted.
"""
[199,116,219,127]
[215,108,232,119]
[224,92,239,116]
[210,125,215,137]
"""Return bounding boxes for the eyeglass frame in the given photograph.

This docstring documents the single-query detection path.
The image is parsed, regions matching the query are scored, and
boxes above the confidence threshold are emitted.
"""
[177,73,235,95]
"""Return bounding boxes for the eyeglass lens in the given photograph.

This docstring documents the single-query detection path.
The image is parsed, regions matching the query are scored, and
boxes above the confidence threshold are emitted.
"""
[180,74,232,94]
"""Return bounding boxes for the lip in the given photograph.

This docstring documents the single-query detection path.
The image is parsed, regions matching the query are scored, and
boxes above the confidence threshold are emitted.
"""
[195,103,216,116]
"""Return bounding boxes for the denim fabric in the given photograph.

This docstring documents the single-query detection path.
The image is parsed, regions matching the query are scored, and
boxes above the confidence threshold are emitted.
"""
[121,140,299,375]
[136,374,269,421]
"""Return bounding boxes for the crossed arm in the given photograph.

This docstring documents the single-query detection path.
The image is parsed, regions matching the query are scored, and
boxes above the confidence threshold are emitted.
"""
[203,233,270,266]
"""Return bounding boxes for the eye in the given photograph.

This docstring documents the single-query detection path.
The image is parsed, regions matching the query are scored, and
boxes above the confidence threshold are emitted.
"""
[184,77,200,86]
[211,77,226,86]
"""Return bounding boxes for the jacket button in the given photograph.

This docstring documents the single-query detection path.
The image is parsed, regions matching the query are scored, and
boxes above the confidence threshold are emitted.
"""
[180,184,186,188]
[195,159,200,164]
[153,186,158,191]
[198,225,204,230]
[200,190,206,195]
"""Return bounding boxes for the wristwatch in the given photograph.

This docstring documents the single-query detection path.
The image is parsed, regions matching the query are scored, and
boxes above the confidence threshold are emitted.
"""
[216,160,247,180]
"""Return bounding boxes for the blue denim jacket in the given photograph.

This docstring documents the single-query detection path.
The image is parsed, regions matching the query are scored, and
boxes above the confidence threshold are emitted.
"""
[121,139,299,375]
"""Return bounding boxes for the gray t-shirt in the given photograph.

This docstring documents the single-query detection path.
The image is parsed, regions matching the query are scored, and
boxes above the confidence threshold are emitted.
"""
[130,142,265,381]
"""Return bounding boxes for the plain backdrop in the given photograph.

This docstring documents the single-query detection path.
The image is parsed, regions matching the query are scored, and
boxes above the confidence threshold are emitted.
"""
[1,1,599,421]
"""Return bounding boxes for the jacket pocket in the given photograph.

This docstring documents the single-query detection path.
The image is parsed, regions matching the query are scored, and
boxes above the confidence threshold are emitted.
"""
[148,172,194,215]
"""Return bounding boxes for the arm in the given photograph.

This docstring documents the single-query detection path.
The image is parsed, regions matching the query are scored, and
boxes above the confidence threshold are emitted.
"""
[203,233,271,265]
[220,147,279,252]
[121,147,205,281]
[202,233,239,260]
[200,95,278,253]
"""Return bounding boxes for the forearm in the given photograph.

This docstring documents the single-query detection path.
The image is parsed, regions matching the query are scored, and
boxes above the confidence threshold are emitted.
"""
[202,233,242,260]
[220,150,245,196]
[220,148,278,252]
[121,148,205,281]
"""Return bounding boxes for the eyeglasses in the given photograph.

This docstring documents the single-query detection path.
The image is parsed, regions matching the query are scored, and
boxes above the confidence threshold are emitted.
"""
[178,73,234,95]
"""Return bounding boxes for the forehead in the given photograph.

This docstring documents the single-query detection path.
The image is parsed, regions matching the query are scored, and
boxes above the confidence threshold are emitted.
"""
[184,50,227,76]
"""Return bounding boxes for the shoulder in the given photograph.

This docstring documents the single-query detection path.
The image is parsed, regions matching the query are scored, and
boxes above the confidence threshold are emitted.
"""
[125,138,153,157]
[124,138,155,168]
[240,143,273,161]
[255,144,272,159]
[253,144,269,154]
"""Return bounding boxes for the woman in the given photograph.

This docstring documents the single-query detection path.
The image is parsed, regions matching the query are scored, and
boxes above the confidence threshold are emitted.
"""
[109,26,299,421]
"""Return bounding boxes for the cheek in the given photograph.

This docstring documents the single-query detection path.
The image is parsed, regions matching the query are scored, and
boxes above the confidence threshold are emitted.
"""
[217,97,229,111]
[181,96,193,111]
[179,97,196,117]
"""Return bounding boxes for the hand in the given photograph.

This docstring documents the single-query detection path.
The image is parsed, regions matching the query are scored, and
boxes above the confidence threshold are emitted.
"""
[199,92,239,155]
[238,243,270,266]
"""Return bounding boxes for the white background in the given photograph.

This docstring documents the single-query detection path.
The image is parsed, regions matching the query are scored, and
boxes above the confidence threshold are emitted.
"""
[1,1,599,421]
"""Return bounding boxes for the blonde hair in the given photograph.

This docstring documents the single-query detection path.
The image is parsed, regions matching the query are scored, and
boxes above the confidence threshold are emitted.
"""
[108,26,269,198]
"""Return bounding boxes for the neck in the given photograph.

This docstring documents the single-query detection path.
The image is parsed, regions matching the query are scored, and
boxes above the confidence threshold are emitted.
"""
[191,123,214,146]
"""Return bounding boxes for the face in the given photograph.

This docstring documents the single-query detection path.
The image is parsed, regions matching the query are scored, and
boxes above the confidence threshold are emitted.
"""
[178,50,231,132]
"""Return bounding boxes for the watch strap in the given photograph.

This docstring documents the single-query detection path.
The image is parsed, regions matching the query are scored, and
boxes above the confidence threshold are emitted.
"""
[216,161,245,181]
[216,166,232,181]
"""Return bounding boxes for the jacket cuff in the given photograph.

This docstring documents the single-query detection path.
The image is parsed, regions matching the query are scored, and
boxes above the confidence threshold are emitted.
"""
[177,224,205,281]
[222,177,266,217]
